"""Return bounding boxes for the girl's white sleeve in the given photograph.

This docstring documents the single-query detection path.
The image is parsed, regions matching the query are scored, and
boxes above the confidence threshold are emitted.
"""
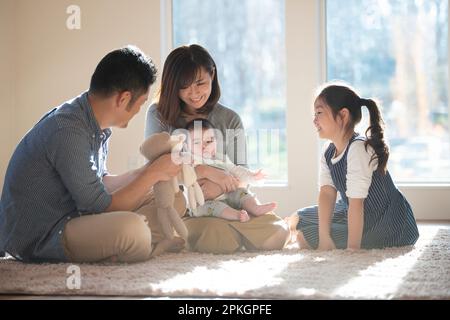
[319,152,335,189]
[346,141,378,199]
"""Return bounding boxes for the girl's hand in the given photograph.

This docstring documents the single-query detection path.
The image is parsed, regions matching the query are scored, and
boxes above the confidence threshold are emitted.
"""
[318,235,336,251]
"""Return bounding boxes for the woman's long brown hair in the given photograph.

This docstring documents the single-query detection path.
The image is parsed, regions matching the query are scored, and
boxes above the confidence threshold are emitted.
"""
[156,44,221,127]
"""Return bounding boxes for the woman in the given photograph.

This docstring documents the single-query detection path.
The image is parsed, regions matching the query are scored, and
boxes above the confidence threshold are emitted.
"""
[145,44,289,253]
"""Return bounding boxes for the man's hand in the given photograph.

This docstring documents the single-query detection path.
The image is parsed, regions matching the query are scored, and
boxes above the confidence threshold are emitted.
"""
[147,153,182,182]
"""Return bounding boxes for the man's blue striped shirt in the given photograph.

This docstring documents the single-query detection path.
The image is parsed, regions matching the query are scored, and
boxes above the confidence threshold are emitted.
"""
[0,92,112,262]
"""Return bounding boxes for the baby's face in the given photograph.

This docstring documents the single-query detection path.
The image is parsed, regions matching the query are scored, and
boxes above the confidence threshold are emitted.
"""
[190,128,217,159]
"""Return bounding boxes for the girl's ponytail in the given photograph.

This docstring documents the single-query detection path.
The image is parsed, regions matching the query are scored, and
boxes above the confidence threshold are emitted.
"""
[360,98,389,174]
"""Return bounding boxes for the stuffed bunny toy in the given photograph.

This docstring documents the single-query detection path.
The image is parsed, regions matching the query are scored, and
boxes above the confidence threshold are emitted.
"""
[140,132,204,243]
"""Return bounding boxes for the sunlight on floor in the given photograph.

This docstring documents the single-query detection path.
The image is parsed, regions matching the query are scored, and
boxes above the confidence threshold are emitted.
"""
[294,287,318,296]
[2,224,446,299]
[332,226,439,299]
[152,253,304,295]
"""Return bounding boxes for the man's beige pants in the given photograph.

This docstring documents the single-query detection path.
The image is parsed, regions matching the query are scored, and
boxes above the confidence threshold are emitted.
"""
[62,191,186,263]
[63,191,288,263]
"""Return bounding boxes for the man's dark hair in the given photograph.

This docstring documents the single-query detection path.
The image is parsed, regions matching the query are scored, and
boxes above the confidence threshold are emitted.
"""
[89,45,157,103]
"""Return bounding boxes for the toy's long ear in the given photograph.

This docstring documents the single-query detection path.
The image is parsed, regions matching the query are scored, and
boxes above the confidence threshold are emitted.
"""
[188,186,197,210]
[194,182,205,206]
[171,134,186,154]
[176,134,186,143]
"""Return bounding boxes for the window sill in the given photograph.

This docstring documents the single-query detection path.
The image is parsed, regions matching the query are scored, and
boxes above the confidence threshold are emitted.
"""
[396,183,450,188]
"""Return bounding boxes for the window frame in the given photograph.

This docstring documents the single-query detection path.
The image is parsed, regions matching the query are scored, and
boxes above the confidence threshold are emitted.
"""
[163,0,450,220]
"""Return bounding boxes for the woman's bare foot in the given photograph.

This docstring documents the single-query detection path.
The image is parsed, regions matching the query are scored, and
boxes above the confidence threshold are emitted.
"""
[151,237,185,257]
[285,213,299,230]
[284,213,300,244]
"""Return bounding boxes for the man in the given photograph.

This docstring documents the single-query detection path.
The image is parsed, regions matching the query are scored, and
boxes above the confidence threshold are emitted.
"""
[0,46,185,263]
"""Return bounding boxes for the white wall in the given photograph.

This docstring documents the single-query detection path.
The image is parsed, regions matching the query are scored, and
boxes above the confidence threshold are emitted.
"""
[9,0,162,187]
[0,0,16,194]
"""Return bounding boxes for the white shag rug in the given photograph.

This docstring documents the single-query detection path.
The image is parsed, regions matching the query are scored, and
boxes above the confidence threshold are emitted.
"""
[0,225,449,299]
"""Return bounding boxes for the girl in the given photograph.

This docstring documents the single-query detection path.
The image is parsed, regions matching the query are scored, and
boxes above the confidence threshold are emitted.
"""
[145,44,289,253]
[293,83,419,250]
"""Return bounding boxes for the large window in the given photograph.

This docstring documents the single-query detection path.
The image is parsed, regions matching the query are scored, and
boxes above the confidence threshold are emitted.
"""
[327,0,449,183]
[172,0,287,183]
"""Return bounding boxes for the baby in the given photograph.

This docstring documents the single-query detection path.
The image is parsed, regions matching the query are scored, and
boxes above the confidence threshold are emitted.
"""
[184,118,277,222]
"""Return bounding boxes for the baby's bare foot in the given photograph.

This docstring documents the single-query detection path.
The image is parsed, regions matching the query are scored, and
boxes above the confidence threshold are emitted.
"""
[251,202,277,216]
[239,210,250,222]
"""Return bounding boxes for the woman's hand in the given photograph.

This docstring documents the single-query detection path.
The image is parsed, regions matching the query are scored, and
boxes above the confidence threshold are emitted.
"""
[318,235,336,251]
[198,179,223,200]
[208,168,240,193]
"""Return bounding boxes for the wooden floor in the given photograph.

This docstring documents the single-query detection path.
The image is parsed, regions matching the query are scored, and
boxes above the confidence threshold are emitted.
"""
[1,220,449,300]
